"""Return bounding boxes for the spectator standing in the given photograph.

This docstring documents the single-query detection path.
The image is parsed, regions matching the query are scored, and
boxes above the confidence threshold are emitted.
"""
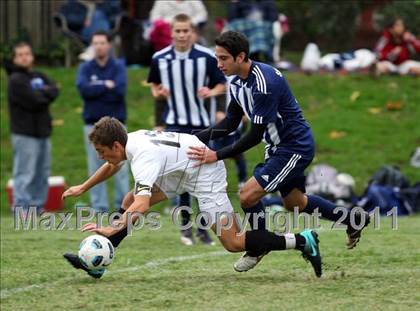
[147,14,226,245]
[6,42,59,213]
[76,30,129,213]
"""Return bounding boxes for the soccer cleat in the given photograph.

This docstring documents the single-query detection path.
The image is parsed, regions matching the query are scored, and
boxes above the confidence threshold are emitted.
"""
[87,269,105,279]
[233,251,267,272]
[299,230,322,278]
[196,230,216,246]
[346,210,370,249]
[63,253,105,279]
[180,227,195,246]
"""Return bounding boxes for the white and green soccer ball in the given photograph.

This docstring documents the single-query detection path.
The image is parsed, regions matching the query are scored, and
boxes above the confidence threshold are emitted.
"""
[78,235,114,270]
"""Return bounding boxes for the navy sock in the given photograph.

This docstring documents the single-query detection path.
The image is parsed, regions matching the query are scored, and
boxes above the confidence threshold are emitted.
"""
[305,195,348,224]
[243,201,266,230]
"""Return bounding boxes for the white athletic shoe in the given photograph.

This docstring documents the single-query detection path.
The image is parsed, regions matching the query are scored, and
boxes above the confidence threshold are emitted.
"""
[180,228,195,246]
[233,251,267,272]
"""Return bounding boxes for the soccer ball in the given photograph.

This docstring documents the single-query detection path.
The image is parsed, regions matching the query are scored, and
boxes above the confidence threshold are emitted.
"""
[78,235,114,270]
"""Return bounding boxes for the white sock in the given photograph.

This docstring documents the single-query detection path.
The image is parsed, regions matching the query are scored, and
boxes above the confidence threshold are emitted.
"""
[284,233,296,249]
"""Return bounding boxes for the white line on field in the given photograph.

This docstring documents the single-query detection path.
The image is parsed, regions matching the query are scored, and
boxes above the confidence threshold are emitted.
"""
[0,251,229,300]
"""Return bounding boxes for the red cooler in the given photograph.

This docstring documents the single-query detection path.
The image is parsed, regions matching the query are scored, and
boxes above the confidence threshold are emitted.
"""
[6,176,66,212]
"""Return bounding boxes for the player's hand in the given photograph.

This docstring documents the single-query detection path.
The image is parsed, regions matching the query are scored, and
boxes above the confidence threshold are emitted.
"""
[157,85,170,99]
[391,46,402,56]
[81,223,116,237]
[62,185,85,200]
[187,146,218,165]
[104,80,115,89]
[197,87,212,99]
[153,125,166,132]
[403,31,415,42]
[216,111,226,122]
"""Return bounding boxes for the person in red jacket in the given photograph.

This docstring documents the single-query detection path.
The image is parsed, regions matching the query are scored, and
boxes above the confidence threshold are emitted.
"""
[374,17,420,75]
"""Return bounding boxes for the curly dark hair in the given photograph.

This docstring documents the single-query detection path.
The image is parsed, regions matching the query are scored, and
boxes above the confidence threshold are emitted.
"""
[215,31,249,62]
[89,117,127,148]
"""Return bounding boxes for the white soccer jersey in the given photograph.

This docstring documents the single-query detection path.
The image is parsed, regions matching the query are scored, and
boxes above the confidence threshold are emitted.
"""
[125,130,233,223]
[125,130,197,194]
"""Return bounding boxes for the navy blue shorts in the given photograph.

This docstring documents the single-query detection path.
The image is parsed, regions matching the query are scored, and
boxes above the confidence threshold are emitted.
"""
[253,147,314,197]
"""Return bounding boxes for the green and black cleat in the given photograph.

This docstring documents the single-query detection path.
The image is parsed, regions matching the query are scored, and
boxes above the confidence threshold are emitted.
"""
[63,253,105,279]
[299,230,322,278]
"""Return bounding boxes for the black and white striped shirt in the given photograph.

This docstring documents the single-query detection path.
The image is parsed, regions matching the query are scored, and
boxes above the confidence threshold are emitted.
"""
[148,44,226,128]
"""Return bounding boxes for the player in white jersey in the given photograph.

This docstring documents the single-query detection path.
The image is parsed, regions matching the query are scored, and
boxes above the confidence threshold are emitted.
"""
[62,117,322,279]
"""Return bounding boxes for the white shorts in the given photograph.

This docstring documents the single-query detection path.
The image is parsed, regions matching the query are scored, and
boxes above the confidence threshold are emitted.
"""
[156,160,234,225]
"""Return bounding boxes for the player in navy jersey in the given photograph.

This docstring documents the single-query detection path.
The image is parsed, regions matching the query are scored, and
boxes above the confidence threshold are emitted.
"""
[188,31,370,272]
[147,14,227,246]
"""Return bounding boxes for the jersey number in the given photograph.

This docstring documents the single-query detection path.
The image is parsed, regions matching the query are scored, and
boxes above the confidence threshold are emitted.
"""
[150,139,180,148]
[145,131,180,148]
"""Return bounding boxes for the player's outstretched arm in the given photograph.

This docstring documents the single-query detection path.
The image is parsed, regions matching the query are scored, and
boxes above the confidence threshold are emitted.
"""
[195,99,244,144]
[81,195,151,237]
[62,162,122,200]
[62,184,86,199]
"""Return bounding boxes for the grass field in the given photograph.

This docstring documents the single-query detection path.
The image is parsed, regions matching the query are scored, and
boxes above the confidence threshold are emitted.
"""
[1,67,420,310]
[1,214,420,310]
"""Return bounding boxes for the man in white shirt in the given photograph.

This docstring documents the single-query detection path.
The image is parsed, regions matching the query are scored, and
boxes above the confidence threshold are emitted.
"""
[62,117,322,279]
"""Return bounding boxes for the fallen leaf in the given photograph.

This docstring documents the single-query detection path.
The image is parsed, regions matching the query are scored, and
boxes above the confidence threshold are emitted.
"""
[368,107,381,114]
[350,91,360,102]
[52,119,64,126]
[75,107,83,113]
[141,80,151,87]
[388,82,398,89]
[329,130,347,139]
[386,101,403,111]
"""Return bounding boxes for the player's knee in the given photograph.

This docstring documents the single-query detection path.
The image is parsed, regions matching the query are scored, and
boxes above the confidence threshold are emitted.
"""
[283,191,307,212]
[239,190,256,208]
[283,198,306,212]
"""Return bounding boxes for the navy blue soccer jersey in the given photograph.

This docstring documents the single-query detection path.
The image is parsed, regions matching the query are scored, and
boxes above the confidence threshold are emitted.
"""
[228,61,313,157]
[148,44,226,128]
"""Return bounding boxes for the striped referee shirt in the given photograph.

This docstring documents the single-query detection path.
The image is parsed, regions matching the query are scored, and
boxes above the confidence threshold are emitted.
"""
[148,44,226,128]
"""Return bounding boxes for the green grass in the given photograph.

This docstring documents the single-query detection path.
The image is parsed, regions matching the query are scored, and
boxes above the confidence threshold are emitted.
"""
[1,214,420,310]
[1,67,420,310]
